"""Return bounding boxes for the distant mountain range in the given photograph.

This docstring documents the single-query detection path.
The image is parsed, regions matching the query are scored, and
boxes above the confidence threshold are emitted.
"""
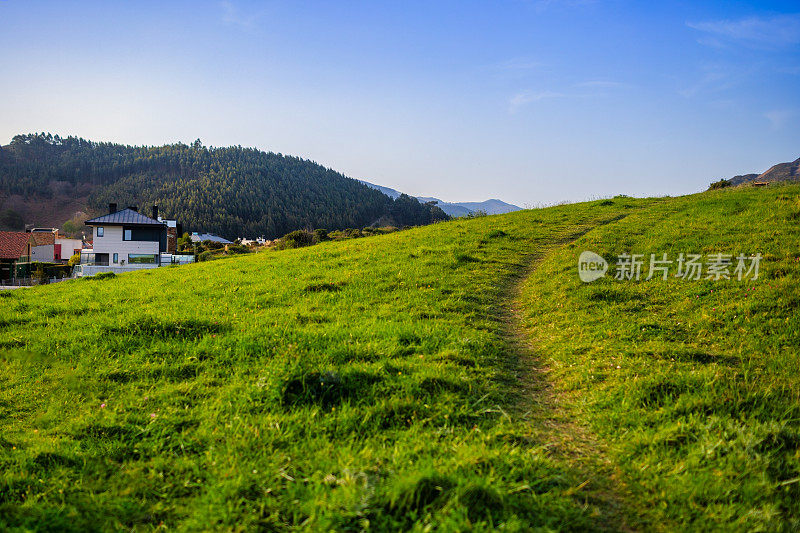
[718,156,800,187]
[358,180,521,217]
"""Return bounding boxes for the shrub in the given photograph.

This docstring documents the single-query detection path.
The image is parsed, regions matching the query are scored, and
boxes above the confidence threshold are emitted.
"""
[280,230,317,249]
[33,265,48,285]
[708,179,732,190]
[225,244,250,255]
[197,250,216,262]
[80,271,115,281]
[328,228,362,241]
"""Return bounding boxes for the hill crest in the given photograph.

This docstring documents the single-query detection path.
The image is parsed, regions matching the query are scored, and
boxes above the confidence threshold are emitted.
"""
[719,156,800,187]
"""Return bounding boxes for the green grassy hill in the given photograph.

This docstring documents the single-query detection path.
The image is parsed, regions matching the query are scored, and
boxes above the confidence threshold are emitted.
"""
[1,184,798,530]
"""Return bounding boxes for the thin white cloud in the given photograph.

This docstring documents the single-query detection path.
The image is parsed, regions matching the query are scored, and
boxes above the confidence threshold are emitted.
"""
[688,13,800,49]
[508,81,626,112]
[678,64,749,98]
[508,90,565,112]
[764,109,795,130]
[220,1,262,30]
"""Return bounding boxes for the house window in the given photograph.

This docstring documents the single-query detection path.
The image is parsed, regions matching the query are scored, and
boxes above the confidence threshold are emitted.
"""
[82,253,109,266]
[128,254,157,264]
[97,227,104,237]
[123,227,160,241]
[113,253,118,264]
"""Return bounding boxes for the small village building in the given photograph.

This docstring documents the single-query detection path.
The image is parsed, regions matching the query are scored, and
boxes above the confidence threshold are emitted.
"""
[238,237,268,246]
[55,236,83,262]
[160,217,179,254]
[77,204,193,277]
[0,231,35,282]
[30,228,83,263]
[27,228,83,263]
[30,231,55,262]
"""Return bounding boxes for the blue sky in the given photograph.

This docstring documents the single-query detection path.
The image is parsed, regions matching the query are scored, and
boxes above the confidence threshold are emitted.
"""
[1,1,798,205]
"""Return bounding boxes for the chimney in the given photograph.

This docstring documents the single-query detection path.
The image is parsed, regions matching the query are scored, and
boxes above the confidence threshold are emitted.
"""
[109,203,117,213]
[152,205,159,220]
[129,206,138,212]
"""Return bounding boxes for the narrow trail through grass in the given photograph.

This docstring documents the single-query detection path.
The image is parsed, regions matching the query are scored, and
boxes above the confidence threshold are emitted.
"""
[499,220,637,531]
[517,184,800,531]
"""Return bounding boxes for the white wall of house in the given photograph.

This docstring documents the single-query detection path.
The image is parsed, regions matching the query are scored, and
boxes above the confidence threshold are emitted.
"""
[92,226,159,263]
[56,238,83,260]
[31,244,55,262]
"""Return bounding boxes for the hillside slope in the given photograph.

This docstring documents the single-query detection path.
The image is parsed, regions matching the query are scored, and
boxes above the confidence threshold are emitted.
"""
[719,156,799,187]
[0,197,653,530]
[520,184,800,530]
[0,133,447,238]
[1,184,799,530]
[757,156,800,183]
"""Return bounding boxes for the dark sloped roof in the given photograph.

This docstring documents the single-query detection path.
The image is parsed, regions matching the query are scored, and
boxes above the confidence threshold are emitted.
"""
[0,231,33,260]
[190,233,233,244]
[85,208,164,226]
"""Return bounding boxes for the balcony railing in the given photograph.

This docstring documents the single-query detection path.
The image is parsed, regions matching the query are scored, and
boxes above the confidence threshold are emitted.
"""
[80,252,110,266]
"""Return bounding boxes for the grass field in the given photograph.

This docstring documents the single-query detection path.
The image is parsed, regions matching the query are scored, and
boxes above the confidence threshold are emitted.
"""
[519,184,800,531]
[1,184,798,531]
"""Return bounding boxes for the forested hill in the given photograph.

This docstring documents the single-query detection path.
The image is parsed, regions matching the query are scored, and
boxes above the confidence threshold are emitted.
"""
[0,133,448,238]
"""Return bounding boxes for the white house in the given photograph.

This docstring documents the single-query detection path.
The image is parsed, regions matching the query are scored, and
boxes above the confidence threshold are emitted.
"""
[239,237,269,246]
[30,232,55,262]
[77,204,193,276]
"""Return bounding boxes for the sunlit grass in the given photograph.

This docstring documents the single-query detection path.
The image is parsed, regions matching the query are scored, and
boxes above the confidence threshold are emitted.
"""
[0,198,650,530]
[520,183,800,531]
[2,184,797,531]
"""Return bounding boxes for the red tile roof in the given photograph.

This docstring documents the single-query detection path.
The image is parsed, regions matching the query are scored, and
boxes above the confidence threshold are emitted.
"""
[31,232,55,246]
[0,231,33,260]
